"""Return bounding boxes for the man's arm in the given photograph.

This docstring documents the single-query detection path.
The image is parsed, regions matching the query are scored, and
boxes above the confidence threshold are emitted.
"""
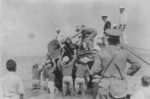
[66,50,77,66]
[126,53,141,76]
[90,54,102,76]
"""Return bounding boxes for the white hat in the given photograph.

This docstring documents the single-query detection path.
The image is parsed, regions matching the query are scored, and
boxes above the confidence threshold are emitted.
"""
[120,5,125,9]
[63,56,69,62]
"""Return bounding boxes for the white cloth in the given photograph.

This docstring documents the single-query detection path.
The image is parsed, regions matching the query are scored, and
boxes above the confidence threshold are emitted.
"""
[130,86,150,99]
[119,11,128,25]
[1,72,24,98]
[48,81,55,94]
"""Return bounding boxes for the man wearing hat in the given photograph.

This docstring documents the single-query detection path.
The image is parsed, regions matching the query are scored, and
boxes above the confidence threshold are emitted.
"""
[58,49,77,96]
[74,57,90,96]
[91,29,141,99]
[76,25,97,50]
[118,6,127,31]
[101,15,111,46]
[101,15,111,35]
[118,6,128,43]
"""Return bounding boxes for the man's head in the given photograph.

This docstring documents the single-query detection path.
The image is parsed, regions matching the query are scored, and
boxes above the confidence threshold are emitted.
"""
[76,24,86,32]
[63,56,69,64]
[33,64,39,69]
[56,28,60,34]
[6,59,17,72]
[102,16,108,22]
[119,5,125,14]
[141,75,150,87]
[105,29,122,45]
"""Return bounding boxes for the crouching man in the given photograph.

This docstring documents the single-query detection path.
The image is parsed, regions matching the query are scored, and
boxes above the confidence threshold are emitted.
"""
[47,60,56,94]
[32,63,43,90]
[75,57,90,96]
[58,49,77,96]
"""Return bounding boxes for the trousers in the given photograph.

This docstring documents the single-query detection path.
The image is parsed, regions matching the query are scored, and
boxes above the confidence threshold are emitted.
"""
[48,81,55,94]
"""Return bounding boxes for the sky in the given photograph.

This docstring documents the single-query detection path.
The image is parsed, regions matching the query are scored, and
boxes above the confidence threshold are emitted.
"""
[1,0,150,57]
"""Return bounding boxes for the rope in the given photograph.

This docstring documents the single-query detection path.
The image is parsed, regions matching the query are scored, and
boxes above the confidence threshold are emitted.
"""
[120,37,150,66]
[128,46,150,51]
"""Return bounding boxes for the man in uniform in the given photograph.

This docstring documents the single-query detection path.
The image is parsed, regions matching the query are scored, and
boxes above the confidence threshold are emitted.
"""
[76,25,97,50]
[90,29,141,99]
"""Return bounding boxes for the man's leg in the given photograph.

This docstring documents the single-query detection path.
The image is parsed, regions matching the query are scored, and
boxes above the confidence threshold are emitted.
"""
[48,81,55,94]
[75,78,80,95]
[92,82,99,99]
[69,77,74,95]
[85,32,97,46]
[81,78,86,96]
[63,77,67,96]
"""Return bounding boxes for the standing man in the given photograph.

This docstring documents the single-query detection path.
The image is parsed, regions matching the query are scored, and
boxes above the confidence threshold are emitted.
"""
[101,15,111,46]
[1,59,24,99]
[58,50,77,96]
[101,15,111,35]
[118,6,128,43]
[92,29,141,99]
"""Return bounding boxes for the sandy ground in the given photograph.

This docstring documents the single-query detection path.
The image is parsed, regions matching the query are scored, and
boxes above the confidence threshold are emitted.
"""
[1,51,150,99]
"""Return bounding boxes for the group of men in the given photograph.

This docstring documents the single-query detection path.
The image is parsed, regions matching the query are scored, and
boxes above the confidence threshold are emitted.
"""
[0,5,145,99]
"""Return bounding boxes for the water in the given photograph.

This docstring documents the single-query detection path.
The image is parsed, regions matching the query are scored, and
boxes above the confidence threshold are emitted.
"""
[1,52,150,99]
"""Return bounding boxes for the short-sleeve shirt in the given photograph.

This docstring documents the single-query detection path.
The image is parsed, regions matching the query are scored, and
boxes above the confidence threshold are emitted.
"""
[1,72,24,97]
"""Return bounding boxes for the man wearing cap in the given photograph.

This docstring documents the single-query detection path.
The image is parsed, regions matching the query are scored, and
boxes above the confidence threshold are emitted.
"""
[58,49,77,96]
[76,25,97,50]
[91,29,141,99]
[74,57,90,96]
[118,6,128,43]
[101,15,111,35]
[101,15,111,47]
[118,6,127,31]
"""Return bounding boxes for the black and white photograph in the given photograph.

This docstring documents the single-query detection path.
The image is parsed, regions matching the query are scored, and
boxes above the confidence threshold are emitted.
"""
[1,0,150,99]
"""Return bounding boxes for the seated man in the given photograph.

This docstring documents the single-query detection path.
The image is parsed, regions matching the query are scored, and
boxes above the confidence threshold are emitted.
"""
[75,57,90,96]
[57,50,77,96]
[76,25,97,50]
